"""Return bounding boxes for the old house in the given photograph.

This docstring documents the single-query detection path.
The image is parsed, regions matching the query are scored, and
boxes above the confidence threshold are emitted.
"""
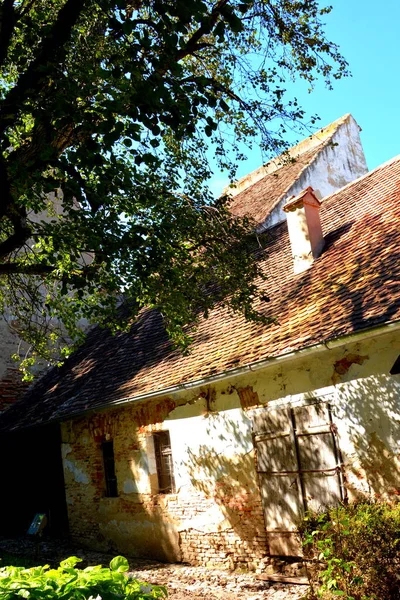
[1,114,399,569]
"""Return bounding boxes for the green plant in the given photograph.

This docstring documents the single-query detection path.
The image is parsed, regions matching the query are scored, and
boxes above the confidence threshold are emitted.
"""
[300,501,400,600]
[0,555,167,600]
[0,555,36,569]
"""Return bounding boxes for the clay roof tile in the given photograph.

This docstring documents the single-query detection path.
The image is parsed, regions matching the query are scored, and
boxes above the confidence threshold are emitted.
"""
[1,155,400,430]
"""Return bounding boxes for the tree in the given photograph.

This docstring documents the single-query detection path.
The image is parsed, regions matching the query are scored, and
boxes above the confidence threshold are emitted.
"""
[0,0,347,375]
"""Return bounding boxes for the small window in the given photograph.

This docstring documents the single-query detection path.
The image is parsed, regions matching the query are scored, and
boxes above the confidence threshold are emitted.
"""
[153,431,175,494]
[102,441,118,497]
[390,355,400,375]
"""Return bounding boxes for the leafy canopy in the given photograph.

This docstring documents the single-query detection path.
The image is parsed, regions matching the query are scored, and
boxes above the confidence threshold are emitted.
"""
[0,0,348,375]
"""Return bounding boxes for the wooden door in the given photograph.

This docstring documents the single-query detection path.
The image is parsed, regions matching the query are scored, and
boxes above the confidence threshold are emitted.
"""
[253,402,344,556]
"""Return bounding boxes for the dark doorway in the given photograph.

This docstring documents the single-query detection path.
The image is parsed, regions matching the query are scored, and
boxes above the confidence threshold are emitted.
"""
[0,423,69,536]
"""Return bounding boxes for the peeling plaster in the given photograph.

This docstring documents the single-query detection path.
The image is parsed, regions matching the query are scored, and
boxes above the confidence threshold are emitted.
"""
[63,459,89,484]
[237,386,260,409]
[332,353,369,384]
[61,443,72,458]
[178,504,235,533]
[61,328,400,566]
[123,479,137,494]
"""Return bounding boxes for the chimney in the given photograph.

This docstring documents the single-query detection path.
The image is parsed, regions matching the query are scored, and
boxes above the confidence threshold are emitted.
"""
[283,187,324,274]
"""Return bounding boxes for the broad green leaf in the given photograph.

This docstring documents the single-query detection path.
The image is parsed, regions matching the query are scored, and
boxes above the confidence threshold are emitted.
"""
[109,556,129,573]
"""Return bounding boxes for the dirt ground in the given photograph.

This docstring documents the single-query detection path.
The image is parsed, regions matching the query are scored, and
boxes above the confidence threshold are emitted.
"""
[0,537,308,600]
[128,562,307,600]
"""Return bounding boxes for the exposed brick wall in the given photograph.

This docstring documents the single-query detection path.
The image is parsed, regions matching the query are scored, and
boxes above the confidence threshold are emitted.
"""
[61,401,269,569]
[173,491,268,569]
[0,320,35,413]
[0,366,29,413]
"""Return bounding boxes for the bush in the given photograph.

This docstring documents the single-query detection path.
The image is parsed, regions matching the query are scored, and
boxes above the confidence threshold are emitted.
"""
[0,555,167,600]
[300,501,400,600]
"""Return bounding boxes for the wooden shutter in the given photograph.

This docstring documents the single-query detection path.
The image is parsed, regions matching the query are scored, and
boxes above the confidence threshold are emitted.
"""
[253,401,344,556]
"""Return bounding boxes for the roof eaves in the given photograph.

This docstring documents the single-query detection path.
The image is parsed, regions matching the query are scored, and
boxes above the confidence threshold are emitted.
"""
[40,318,400,426]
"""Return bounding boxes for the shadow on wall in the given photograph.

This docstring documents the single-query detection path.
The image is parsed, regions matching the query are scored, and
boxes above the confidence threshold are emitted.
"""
[6,371,400,566]
[112,371,400,563]
[181,402,346,558]
[61,403,185,564]
[178,409,269,564]
[252,399,346,556]
[179,373,400,556]
[184,409,260,504]
[335,374,400,500]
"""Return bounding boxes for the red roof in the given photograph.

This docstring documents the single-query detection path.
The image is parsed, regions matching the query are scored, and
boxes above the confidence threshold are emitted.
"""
[227,114,353,226]
[228,146,322,225]
[1,156,400,429]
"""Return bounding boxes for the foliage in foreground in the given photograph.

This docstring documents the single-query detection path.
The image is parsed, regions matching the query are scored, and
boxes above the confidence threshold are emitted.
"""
[0,555,167,600]
[0,0,348,376]
[300,501,400,600]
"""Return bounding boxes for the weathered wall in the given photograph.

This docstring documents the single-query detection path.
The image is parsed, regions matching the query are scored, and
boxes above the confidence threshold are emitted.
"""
[0,319,30,412]
[262,114,368,230]
[61,397,268,568]
[61,326,400,567]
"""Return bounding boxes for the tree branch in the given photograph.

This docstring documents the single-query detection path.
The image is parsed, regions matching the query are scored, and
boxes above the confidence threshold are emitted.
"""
[8,119,84,174]
[0,224,32,259]
[0,154,13,219]
[0,0,16,68]
[0,261,99,279]
[61,162,101,213]
[0,262,55,275]
[0,0,88,136]
[175,0,229,62]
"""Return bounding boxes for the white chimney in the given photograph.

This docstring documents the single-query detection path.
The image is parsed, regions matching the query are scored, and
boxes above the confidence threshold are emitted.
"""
[283,187,324,274]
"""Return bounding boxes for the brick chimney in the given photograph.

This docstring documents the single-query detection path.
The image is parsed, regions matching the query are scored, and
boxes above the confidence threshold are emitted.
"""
[283,187,324,274]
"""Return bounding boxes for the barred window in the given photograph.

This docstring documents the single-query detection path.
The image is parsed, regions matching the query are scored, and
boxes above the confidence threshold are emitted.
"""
[102,440,118,497]
[153,431,175,494]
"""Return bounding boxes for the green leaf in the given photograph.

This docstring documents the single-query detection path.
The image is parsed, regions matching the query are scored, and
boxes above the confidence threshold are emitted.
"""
[59,557,82,569]
[109,556,129,573]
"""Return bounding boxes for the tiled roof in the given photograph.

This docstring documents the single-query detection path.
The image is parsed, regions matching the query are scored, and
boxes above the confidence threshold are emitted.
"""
[228,145,323,224]
[1,156,400,430]
[227,114,352,225]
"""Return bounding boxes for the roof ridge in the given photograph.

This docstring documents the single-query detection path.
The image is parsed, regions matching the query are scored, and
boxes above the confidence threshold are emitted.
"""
[257,141,325,223]
[226,114,352,198]
[255,124,350,230]
[228,143,321,205]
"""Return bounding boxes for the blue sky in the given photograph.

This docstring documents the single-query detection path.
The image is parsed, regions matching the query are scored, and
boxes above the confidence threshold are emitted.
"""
[210,1,400,193]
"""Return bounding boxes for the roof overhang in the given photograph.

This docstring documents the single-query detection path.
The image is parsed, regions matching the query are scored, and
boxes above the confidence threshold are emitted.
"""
[63,319,400,420]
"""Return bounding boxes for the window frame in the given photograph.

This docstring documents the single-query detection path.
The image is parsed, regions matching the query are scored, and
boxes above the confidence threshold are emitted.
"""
[153,431,176,494]
[390,355,400,375]
[101,440,118,497]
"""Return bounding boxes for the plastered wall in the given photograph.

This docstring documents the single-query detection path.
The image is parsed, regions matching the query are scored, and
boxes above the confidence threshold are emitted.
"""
[61,327,400,567]
[262,114,368,230]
